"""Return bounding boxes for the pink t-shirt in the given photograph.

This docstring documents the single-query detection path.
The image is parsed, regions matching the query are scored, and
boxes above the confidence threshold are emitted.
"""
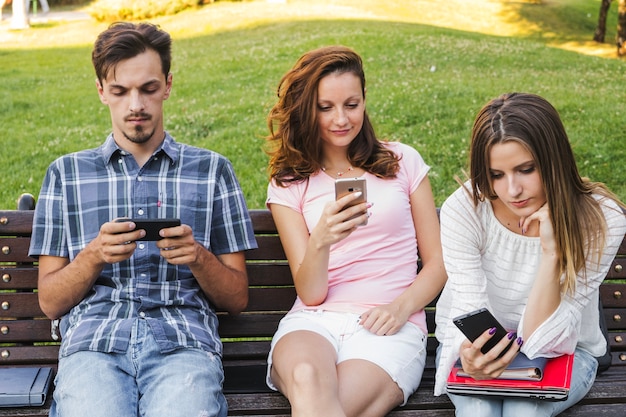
[266,142,430,334]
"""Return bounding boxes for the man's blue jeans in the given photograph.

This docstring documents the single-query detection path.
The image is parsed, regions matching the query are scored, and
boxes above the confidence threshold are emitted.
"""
[50,318,227,417]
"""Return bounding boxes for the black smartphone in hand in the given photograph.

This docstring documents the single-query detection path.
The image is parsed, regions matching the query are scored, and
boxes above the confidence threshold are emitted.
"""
[453,308,514,356]
[116,218,181,241]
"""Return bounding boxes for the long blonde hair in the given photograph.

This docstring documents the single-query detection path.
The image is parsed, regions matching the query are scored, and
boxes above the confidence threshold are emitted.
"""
[468,92,624,294]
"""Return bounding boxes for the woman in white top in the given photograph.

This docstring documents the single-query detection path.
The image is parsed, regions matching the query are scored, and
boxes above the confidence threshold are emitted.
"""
[434,92,626,416]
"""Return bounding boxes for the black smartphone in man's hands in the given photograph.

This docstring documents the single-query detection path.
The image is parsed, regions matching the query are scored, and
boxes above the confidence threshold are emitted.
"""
[116,218,181,241]
[453,308,514,356]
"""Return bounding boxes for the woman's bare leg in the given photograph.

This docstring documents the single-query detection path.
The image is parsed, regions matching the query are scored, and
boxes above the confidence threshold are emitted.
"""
[270,330,346,417]
[338,359,404,417]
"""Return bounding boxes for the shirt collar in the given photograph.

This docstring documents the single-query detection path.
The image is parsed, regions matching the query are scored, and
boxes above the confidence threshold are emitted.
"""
[101,132,180,165]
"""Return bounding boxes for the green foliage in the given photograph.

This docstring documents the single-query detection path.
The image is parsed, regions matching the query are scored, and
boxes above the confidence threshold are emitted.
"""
[0,1,625,210]
[88,0,205,22]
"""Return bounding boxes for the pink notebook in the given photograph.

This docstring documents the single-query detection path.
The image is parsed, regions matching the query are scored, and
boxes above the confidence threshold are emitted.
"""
[446,353,574,401]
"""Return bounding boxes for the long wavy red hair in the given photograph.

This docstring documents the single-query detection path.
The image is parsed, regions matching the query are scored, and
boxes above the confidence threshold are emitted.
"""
[265,45,399,186]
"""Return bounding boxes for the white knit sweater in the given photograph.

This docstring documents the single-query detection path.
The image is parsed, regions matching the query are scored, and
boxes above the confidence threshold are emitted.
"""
[434,184,626,396]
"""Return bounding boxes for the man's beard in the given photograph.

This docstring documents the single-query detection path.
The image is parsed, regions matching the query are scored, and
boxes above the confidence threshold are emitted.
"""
[123,112,155,144]
[123,125,156,144]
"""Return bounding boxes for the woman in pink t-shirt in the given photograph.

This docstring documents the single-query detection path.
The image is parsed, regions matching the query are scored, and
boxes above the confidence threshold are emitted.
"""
[263,45,447,417]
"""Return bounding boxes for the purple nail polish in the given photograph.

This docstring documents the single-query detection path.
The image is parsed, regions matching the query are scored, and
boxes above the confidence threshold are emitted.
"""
[517,337,524,346]
[488,327,497,335]
[507,332,516,340]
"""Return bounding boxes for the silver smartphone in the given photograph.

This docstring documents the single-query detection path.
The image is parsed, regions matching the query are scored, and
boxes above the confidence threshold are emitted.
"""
[335,177,367,225]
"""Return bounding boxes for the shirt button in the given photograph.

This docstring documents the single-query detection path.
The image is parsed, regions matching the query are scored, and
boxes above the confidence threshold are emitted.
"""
[139,311,146,318]
[137,209,144,215]
[138,243,145,250]
[137,176,143,182]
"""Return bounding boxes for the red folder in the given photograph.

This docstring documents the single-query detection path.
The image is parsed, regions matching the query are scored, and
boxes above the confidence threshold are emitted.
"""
[446,353,574,401]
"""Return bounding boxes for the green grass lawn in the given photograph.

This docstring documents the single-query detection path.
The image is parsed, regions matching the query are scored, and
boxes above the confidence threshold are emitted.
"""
[0,0,625,209]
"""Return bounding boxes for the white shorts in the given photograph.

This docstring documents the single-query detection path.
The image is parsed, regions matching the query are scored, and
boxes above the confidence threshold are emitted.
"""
[266,310,427,405]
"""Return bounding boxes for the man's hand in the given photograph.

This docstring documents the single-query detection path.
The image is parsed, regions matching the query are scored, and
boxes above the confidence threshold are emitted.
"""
[154,223,199,265]
[94,218,147,264]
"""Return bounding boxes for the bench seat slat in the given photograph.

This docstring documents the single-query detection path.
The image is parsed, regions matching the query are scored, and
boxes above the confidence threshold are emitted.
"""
[0,408,49,417]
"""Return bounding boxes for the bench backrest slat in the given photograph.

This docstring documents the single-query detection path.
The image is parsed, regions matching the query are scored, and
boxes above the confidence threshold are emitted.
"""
[0,267,38,289]
[1,208,624,372]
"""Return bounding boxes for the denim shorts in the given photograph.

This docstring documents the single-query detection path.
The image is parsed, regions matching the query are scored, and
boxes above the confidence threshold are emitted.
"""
[266,309,428,404]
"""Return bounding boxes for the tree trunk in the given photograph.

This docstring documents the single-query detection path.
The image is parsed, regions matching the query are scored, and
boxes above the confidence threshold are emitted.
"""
[595,0,613,42]
[618,0,626,55]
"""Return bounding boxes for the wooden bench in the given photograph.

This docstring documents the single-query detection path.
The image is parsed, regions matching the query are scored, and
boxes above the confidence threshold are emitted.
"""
[1,193,625,416]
